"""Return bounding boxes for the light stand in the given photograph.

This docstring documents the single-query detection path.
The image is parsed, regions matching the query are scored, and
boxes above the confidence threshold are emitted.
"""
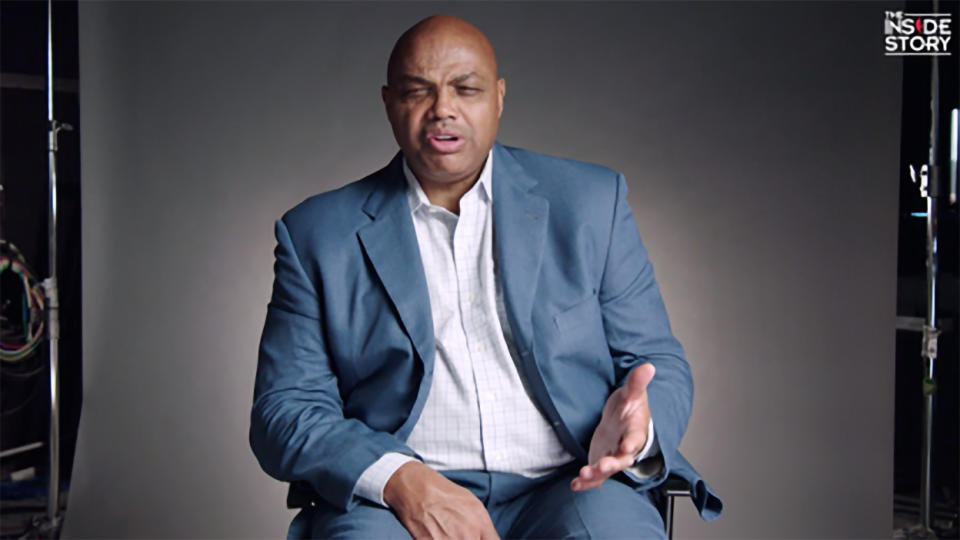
[36,0,71,534]
[905,16,945,538]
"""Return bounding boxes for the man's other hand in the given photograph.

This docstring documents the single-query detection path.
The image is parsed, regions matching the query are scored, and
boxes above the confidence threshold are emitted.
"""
[384,461,500,539]
[572,363,655,491]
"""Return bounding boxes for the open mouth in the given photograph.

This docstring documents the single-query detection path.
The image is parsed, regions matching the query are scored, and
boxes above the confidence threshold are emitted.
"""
[426,133,464,153]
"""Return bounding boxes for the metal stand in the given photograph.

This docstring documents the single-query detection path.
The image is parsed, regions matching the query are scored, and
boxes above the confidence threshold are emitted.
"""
[38,0,71,534]
[903,25,944,539]
[914,169,939,538]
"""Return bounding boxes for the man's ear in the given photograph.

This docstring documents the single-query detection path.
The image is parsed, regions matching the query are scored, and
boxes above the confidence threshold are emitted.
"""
[497,78,506,118]
[381,85,394,124]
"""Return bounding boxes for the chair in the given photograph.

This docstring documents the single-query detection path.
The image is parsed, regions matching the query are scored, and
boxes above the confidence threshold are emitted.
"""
[288,473,693,539]
[656,474,693,540]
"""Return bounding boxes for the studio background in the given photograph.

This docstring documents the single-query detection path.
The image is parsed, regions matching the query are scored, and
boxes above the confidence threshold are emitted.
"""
[66,2,901,538]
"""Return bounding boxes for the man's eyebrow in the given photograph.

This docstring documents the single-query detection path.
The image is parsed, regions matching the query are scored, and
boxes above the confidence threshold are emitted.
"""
[398,75,433,86]
[396,72,485,86]
[450,72,481,84]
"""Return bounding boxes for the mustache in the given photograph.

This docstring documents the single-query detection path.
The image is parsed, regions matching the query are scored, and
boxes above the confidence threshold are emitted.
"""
[424,123,465,137]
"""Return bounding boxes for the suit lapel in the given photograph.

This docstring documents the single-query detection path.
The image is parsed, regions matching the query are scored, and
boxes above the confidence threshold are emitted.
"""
[357,154,435,370]
[492,143,550,356]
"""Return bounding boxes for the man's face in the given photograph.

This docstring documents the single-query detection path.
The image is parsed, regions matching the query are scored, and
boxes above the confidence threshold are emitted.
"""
[382,32,505,188]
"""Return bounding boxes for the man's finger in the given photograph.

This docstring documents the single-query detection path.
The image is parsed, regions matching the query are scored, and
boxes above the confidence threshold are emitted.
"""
[570,454,634,491]
[572,464,605,491]
[571,469,604,491]
[573,465,614,490]
[599,454,631,475]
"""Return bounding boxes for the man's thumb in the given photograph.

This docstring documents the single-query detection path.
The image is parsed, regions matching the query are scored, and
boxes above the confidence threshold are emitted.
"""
[626,363,655,397]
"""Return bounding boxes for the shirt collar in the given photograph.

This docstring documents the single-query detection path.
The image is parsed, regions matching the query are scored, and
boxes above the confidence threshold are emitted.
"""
[403,149,494,213]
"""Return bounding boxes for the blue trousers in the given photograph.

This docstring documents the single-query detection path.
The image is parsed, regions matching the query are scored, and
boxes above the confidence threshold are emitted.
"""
[290,464,666,539]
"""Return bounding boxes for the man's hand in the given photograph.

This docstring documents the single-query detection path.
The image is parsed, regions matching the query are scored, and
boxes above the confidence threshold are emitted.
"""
[384,461,500,539]
[571,363,655,491]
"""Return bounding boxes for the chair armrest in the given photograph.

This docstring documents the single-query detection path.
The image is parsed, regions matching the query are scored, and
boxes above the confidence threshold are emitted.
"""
[660,474,693,498]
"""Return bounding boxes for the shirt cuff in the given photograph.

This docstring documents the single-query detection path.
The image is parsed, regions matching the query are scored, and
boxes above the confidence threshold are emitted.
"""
[626,417,663,478]
[354,452,420,507]
[633,417,660,462]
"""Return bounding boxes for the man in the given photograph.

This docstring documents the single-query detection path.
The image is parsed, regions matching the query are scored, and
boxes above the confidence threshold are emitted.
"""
[251,14,719,539]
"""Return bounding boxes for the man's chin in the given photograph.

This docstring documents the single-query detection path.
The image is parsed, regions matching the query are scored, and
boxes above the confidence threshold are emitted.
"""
[415,159,479,185]
[420,171,475,187]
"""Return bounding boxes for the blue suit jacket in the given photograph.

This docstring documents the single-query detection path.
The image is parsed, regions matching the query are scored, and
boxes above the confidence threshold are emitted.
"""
[250,142,721,521]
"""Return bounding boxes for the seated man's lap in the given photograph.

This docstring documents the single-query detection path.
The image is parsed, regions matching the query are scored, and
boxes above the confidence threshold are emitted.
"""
[300,473,664,540]
[308,501,411,539]
[494,473,666,540]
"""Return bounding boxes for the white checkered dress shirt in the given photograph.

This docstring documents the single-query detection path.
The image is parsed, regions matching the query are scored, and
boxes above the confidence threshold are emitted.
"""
[354,151,657,506]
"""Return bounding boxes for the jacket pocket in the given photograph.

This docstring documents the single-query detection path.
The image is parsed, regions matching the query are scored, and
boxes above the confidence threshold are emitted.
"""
[553,289,600,331]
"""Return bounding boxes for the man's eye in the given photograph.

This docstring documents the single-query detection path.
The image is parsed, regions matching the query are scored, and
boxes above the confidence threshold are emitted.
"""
[403,88,428,97]
[457,87,481,95]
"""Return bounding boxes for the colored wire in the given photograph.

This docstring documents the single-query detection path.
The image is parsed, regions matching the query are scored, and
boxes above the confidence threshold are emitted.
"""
[0,240,46,362]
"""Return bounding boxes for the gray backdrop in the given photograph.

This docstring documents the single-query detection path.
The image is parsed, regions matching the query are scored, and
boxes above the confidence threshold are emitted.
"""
[68,2,901,538]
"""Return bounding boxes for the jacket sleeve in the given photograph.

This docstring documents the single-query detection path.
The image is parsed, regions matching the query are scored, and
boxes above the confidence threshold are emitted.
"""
[249,217,416,512]
[598,173,693,489]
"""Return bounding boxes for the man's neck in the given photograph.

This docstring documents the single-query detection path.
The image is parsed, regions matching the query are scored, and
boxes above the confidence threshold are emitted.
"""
[417,173,481,214]
[407,152,494,214]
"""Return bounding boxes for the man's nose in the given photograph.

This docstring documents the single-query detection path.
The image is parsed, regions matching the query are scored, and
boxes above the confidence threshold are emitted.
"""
[429,87,456,120]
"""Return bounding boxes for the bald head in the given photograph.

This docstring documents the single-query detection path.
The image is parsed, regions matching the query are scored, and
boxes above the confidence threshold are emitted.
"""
[381,15,506,207]
[387,15,498,86]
